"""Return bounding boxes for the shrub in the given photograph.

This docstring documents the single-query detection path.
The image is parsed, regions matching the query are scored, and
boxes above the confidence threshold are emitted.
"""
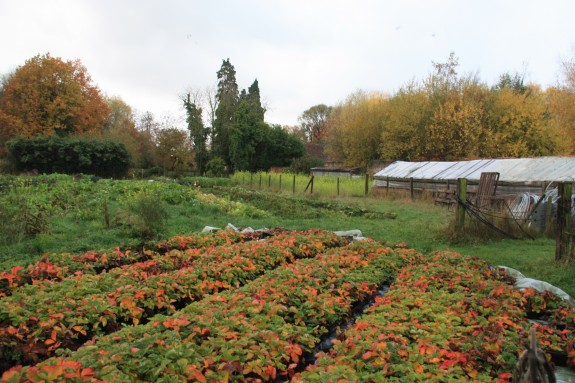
[205,157,226,177]
[116,190,168,239]
[0,194,50,245]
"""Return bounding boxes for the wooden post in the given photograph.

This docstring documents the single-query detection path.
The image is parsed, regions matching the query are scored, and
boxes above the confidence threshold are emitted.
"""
[304,176,314,194]
[447,179,450,190]
[279,174,282,191]
[365,174,369,196]
[259,174,262,189]
[456,178,467,236]
[410,177,414,200]
[268,174,271,189]
[555,182,573,262]
[545,195,554,236]
[337,177,340,196]
[292,175,296,194]
[250,173,253,188]
[386,176,390,193]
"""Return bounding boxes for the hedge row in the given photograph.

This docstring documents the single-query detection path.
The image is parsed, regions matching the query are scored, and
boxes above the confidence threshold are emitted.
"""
[6,136,130,178]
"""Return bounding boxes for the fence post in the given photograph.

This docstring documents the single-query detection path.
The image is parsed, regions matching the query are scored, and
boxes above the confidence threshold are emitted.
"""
[365,174,369,196]
[337,177,340,196]
[268,174,271,189]
[386,176,389,193]
[250,173,253,188]
[259,174,262,189]
[292,175,296,194]
[410,177,414,200]
[304,176,314,194]
[545,195,554,236]
[456,178,467,236]
[555,182,573,263]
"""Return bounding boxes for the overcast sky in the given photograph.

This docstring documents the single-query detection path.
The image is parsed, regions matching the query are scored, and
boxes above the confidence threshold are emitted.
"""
[2,0,574,128]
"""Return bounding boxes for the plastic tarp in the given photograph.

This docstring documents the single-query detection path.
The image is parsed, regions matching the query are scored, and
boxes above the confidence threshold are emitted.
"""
[498,266,573,304]
[374,157,575,183]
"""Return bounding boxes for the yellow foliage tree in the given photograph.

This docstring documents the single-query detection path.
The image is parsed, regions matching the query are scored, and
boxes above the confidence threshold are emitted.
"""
[424,93,485,160]
[326,91,387,170]
[488,86,562,157]
[380,83,432,160]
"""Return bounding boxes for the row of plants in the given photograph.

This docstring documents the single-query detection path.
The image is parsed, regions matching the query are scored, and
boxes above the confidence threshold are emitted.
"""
[0,230,255,296]
[0,230,347,372]
[2,239,422,382]
[210,186,396,220]
[293,252,575,382]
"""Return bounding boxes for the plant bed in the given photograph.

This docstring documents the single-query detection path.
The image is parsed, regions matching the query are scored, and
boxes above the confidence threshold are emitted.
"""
[0,230,346,372]
[1,240,418,382]
[0,230,262,297]
[2,229,574,382]
[293,252,575,382]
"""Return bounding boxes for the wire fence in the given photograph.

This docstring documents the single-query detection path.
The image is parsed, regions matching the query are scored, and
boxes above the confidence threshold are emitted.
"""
[231,171,370,198]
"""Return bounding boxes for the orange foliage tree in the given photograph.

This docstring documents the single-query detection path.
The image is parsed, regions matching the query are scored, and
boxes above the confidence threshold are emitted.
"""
[0,53,110,144]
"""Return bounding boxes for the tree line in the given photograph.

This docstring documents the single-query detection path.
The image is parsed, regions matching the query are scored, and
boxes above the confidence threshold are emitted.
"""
[1,52,575,177]
[0,54,304,177]
[295,52,575,171]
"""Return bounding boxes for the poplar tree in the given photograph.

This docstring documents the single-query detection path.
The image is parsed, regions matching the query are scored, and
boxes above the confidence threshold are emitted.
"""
[183,94,208,174]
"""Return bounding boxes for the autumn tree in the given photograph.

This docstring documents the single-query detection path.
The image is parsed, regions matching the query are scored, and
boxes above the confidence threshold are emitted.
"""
[326,91,386,170]
[96,96,160,168]
[183,93,209,174]
[379,82,432,160]
[298,104,332,142]
[155,127,192,173]
[546,51,575,154]
[212,59,239,166]
[425,94,484,160]
[0,53,110,144]
[135,111,161,168]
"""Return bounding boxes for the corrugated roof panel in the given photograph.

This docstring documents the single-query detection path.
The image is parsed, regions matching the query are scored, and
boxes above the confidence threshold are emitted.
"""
[374,157,575,183]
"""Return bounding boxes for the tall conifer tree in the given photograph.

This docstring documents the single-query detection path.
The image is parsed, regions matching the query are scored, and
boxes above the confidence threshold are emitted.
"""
[212,59,239,166]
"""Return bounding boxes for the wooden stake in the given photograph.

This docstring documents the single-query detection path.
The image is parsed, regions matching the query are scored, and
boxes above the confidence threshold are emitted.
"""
[456,178,467,236]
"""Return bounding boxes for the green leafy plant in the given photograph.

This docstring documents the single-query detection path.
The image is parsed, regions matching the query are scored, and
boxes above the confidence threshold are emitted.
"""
[116,190,168,239]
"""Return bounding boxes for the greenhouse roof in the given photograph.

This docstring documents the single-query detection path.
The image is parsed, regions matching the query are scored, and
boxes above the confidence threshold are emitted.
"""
[374,157,575,183]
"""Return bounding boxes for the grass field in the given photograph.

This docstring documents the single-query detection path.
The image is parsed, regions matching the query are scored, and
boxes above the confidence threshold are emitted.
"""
[0,173,571,297]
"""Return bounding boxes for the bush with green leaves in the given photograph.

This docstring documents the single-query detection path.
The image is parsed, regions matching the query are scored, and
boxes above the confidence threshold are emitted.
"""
[0,194,50,245]
[116,190,169,239]
[205,157,226,177]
